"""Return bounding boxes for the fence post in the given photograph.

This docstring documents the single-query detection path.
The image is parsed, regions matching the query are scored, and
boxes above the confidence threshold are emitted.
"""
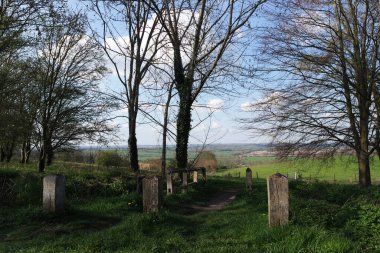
[193,170,198,183]
[166,172,173,194]
[267,173,288,227]
[143,176,163,213]
[246,168,252,191]
[43,175,65,213]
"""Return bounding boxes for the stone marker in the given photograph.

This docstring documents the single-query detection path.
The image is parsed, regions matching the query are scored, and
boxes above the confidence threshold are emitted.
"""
[136,175,146,195]
[246,168,252,191]
[167,173,173,194]
[143,176,163,213]
[43,175,65,213]
[267,173,288,227]
[193,170,198,183]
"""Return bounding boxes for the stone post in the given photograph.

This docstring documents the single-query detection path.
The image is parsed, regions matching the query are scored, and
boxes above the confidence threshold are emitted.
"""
[166,173,173,194]
[267,173,288,227]
[143,176,163,213]
[246,168,252,191]
[193,170,198,183]
[43,175,65,213]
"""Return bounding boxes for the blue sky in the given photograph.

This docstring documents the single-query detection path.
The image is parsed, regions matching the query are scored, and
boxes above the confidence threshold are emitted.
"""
[68,0,268,146]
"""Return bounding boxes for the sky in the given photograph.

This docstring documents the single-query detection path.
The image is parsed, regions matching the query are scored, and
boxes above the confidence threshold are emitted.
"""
[68,0,270,146]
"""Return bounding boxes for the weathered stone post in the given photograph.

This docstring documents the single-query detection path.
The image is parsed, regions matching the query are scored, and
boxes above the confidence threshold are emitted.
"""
[267,173,288,227]
[246,168,252,191]
[143,176,163,213]
[167,172,173,194]
[193,170,198,183]
[182,171,188,193]
[43,175,65,213]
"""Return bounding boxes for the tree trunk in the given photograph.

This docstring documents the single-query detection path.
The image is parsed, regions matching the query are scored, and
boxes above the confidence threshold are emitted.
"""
[357,149,371,187]
[4,141,14,163]
[357,111,371,187]
[25,139,31,164]
[128,114,139,172]
[20,143,26,163]
[0,146,5,162]
[161,84,173,177]
[161,125,167,177]
[20,140,30,164]
[38,145,46,172]
[176,99,192,169]
[46,142,54,166]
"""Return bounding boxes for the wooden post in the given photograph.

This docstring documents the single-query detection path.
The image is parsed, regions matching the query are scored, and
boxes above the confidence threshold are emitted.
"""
[182,171,188,193]
[193,170,198,183]
[256,171,259,179]
[246,168,252,191]
[43,175,65,213]
[143,176,163,213]
[267,173,288,227]
[166,173,173,194]
[201,167,206,184]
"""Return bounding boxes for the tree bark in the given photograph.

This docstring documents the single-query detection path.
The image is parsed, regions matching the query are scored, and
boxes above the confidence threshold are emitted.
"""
[20,142,26,164]
[46,142,54,166]
[176,98,192,169]
[357,149,371,187]
[38,145,46,172]
[161,84,173,177]
[0,147,5,162]
[128,112,139,171]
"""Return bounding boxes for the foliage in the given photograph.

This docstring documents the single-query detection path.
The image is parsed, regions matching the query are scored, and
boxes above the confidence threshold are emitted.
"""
[96,151,127,168]
[194,151,218,172]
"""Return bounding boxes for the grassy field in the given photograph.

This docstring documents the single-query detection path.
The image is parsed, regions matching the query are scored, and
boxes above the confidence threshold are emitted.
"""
[1,157,380,252]
[216,155,380,183]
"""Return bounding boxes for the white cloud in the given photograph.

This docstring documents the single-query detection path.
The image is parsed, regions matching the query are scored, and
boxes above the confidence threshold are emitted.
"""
[211,121,221,129]
[207,98,224,112]
[241,92,286,112]
[240,101,255,112]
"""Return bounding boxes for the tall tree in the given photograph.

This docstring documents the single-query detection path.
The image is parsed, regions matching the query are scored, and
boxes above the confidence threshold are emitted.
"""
[35,7,110,172]
[148,0,267,170]
[0,0,48,162]
[242,0,380,187]
[90,0,163,171]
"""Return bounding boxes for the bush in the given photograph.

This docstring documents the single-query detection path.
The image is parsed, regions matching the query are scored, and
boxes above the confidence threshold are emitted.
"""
[96,151,127,168]
[194,151,218,172]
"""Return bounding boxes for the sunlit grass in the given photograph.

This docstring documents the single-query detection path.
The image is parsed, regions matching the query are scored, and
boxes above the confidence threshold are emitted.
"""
[216,155,380,183]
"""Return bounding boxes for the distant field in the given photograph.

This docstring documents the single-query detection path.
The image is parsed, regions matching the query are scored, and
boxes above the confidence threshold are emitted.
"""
[216,155,380,183]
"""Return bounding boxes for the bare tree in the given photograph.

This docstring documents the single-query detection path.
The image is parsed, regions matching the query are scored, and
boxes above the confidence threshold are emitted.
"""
[147,0,267,171]
[89,0,164,171]
[34,7,111,172]
[0,0,49,162]
[242,0,380,187]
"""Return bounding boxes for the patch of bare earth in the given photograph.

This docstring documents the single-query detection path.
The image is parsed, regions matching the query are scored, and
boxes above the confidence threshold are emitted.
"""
[190,188,240,213]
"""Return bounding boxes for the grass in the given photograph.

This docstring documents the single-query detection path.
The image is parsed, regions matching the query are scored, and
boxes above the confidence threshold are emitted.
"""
[1,159,380,252]
[216,155,380,183]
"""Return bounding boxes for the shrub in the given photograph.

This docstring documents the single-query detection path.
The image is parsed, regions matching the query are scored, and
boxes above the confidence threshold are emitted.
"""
[96,151,127,168]
[194,151,218,172]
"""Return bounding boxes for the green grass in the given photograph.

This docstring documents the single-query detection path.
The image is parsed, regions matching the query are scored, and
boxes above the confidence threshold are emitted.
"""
[216,155,380,183]
[1,160,380,252]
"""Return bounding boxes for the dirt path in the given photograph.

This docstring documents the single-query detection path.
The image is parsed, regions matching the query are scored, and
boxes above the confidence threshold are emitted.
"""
[190,188,240,213]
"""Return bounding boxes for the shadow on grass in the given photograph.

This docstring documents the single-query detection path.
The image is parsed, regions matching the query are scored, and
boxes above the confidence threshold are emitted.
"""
[0,207,122,242]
